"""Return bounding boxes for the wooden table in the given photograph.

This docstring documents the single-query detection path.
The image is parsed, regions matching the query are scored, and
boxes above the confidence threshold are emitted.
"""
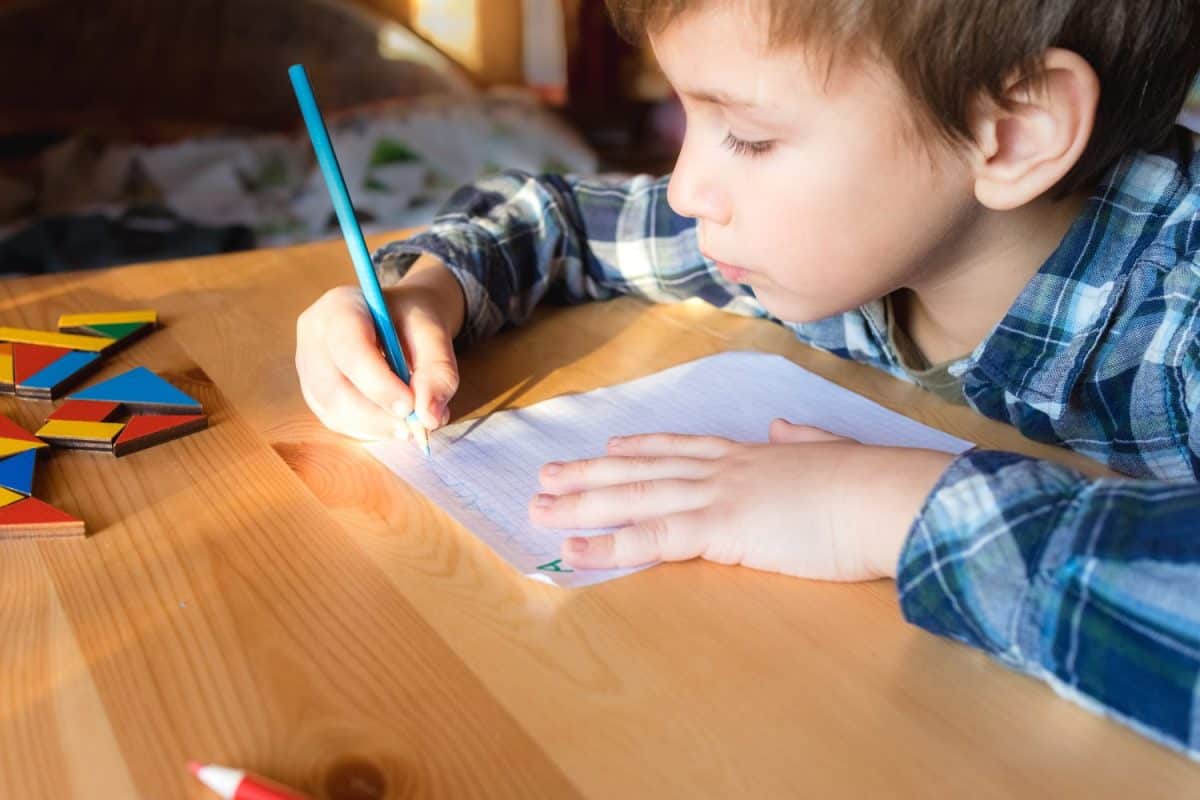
[2,235,1198,799]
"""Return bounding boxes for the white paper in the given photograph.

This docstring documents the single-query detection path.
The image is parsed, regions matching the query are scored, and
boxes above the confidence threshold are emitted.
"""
[366,351,975,588]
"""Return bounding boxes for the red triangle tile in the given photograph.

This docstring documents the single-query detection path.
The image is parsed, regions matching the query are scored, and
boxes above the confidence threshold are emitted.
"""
[49,400,122,422]
[113,414,207,456]
[0,496,84,538]
[0,416,42,443]
[13,344,71,384]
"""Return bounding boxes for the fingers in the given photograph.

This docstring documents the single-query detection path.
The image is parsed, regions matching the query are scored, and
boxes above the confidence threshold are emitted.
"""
[400,304,459,429]
[606,433,734,459]
[529,478,713,529]
[297,359,405,440]
[767,418,853,444]
[539,455,715,493]
[327,315,416,417]
[296,284,461,439]
[561,510,712,569]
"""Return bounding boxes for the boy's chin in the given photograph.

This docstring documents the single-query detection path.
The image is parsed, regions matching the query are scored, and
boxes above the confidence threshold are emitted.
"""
[756,292,857,325]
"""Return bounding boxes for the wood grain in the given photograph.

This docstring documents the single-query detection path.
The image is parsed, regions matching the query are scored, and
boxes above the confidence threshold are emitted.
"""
[0,262,577,798]
[1,234,1198,798]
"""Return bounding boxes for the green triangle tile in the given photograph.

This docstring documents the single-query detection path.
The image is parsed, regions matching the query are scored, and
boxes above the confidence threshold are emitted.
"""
[85,322,148,340]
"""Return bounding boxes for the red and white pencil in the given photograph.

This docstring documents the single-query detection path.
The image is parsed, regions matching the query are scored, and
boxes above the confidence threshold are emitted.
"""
[188,761,311,800]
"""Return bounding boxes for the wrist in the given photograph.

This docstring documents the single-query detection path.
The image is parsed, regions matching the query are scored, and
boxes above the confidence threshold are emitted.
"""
[386,254,467,338]
[853,448,955,579]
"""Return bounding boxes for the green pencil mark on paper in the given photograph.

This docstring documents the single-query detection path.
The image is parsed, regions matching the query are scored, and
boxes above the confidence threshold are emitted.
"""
[536,559,573,573]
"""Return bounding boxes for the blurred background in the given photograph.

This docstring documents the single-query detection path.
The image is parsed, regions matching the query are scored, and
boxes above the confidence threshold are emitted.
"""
[0,0,683,273]
[1,1,1196,276]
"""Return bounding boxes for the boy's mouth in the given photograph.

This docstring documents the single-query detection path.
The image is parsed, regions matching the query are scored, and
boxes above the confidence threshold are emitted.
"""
[712,259,750,284]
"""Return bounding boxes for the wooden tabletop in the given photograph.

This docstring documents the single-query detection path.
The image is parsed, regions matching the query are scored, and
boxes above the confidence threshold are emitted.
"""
[2,235,1198,799]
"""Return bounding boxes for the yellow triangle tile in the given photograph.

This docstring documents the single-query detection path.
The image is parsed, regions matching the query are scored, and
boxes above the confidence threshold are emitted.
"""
[0,486,22,508]
[0,437,47,458]
[0,327,114,352]
[0,342,12,385]
[36,419,125,442]
[57,310,158,328]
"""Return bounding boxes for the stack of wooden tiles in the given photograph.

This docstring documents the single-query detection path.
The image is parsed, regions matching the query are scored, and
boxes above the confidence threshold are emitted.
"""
[0,310,158,399]
[36,367,207,457]
[0,417,84,538]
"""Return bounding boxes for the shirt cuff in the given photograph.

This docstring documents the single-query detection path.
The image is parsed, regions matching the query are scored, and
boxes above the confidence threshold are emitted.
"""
[895,449,1088,664]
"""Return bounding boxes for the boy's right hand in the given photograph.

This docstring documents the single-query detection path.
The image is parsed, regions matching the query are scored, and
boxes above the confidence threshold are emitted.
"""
[295,254,466,441]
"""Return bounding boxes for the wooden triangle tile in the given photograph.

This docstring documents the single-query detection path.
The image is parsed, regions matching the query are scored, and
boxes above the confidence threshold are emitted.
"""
[49,399,122,422]
[0,448,37,495]
[13,343,71,385]
[114,414,208,457]
[0,327,113,352]
[0,496,85,539]
[58,311,157,353]
[0,438,45,459]
[0,416,45,444]
[18,350,102,399]
[0,413,49,458]
[35,419,125,451]
[69,366,201,414]
[58,310,157,328]
[0,342,12,389]
[83,321,148,340]
[0,486,23,508]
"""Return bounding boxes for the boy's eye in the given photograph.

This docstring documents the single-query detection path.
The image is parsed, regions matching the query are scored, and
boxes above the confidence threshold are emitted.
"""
[721,132,774,158]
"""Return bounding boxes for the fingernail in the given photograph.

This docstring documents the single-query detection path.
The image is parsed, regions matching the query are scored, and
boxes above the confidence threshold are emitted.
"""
[544,462,562,476]
[426,397,444,424]
[534,493,555,507]
[566,537,588,553]
[392,401,411,418]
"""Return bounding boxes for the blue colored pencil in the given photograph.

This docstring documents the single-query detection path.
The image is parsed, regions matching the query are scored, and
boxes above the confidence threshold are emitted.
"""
[288,63,430,455]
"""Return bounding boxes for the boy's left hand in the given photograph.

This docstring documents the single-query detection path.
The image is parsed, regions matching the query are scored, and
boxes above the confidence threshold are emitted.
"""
[529,420,955,581]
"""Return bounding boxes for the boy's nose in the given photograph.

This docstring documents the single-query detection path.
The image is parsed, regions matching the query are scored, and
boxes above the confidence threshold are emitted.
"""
[667,139,731,226]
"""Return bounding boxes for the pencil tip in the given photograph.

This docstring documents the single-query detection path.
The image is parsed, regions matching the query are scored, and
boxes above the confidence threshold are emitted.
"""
[406,417,432,457]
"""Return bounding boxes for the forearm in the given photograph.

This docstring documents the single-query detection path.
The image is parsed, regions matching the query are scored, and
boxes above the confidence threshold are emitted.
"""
[373,170,762,345]
[897,449,1200,757]
[382,253,467,340]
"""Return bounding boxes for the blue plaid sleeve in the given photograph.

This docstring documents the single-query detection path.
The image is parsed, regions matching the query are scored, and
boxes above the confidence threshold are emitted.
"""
[898,449,1200,758]
[372,171,766,344]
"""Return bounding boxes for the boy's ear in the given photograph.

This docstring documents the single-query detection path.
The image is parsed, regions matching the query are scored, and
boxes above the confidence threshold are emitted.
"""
[970,48,1099,209]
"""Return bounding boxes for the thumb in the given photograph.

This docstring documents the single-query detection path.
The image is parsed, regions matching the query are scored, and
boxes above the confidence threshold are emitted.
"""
[768,418,854,444]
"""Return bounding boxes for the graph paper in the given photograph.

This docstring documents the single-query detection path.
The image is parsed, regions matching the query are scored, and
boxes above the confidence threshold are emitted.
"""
[366,351,974,588]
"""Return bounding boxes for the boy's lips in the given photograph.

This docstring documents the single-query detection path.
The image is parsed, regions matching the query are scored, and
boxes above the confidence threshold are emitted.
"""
[711,258,750,284]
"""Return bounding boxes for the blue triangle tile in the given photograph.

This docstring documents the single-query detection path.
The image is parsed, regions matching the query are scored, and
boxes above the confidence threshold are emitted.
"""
[21,350,100,391]
[0,448,37,495]
[71,367,201,410]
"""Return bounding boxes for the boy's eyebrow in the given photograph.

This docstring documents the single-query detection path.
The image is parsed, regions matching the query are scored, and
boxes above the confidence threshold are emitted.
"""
[680,87,759,108]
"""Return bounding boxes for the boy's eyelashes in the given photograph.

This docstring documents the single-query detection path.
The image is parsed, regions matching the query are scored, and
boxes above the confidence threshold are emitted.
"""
[721,132,774,158]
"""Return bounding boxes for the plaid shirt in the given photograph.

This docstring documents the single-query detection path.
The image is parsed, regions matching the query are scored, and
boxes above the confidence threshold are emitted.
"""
[375,126,1200,759]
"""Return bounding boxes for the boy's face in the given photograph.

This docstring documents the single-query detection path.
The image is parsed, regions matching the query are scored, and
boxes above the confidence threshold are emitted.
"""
[652,5,980,322]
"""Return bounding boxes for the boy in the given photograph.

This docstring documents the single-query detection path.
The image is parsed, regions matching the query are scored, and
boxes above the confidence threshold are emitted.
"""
[296,0,1200,757]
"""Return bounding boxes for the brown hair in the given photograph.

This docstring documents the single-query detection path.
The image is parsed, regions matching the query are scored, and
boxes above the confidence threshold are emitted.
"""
[606,0,1200,196]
